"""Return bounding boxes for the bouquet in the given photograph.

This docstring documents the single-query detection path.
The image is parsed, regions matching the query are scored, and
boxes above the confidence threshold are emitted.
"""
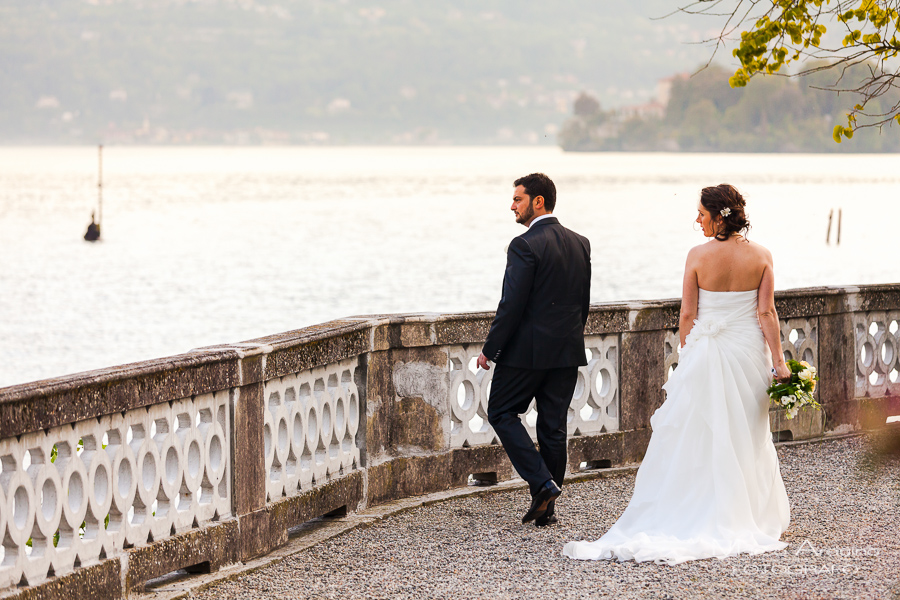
[767,360,821,419]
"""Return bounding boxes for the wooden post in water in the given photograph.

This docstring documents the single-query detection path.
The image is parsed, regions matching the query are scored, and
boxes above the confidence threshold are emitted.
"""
[836,208,842,245]
[826,209,833,244]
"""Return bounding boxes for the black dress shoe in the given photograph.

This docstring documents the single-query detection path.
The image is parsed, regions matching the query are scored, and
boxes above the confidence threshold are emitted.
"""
[535,500,557,526]
[522,480,561,523]
[535,512,558,527]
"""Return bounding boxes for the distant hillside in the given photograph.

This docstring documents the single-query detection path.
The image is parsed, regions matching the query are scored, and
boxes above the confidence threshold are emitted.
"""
[558,64,900,153]
[0,0,715,144]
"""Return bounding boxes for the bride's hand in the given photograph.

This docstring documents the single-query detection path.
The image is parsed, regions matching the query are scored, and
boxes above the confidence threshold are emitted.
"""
[773,362,791,383]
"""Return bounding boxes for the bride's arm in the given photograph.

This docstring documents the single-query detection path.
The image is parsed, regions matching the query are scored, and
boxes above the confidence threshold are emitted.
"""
[679,250,699,347]
[757,252,791,380]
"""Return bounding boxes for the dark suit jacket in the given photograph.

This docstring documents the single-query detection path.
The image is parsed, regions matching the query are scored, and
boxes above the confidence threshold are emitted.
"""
[482,216,591,369]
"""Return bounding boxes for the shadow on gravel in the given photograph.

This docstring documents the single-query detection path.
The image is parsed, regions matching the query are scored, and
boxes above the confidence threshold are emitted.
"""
[858,427,900,473]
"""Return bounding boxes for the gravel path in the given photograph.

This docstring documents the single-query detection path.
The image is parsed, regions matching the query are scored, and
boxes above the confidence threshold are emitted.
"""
[193,434,900,600]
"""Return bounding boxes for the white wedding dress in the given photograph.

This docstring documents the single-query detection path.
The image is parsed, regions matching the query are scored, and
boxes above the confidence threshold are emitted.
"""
[563,289,790,564]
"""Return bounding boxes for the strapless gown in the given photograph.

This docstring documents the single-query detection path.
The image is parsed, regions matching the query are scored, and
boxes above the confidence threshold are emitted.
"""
[563,289,790,564]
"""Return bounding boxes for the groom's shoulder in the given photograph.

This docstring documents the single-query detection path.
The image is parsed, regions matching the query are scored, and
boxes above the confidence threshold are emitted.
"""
[568,225,590,244]
[558,222,591,250]
[525,220,588,242]
[522,222,590,256]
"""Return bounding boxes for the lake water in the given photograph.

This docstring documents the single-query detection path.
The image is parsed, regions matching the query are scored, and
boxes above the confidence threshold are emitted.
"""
[1,146,897,387]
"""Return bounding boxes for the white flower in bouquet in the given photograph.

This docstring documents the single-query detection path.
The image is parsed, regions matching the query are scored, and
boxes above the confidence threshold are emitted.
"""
[767,359,822,420]
[798,361,818,390]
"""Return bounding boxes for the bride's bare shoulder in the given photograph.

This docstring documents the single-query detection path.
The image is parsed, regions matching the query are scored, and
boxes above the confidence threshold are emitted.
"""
[744,239,773,262]
[686,241,714,260]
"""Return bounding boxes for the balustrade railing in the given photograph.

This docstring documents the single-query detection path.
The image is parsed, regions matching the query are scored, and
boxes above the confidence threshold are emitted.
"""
[0,284,897,599]
[263,357,362,501]
[854,310,900,398]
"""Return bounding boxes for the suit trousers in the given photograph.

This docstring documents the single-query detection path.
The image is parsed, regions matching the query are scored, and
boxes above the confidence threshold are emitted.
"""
[487,364,578,496]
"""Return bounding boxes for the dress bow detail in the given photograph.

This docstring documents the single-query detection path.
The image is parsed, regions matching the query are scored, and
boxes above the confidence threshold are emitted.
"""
[692,318,726,338]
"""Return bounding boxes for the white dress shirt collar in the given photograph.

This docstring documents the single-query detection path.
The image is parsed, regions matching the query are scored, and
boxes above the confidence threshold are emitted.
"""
[529,214,554,228]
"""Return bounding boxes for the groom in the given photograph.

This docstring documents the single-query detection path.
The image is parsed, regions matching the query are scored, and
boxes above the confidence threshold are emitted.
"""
[478,173,591,526]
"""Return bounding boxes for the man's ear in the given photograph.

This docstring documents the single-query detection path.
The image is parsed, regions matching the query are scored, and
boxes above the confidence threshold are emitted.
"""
[533,195,545,211]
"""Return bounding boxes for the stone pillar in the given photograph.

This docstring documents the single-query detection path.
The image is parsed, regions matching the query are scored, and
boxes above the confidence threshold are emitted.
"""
[619,329,667,431]
[231,352,276,560]
[364,349,395,464]
[365,345,455,505]
[817,301,859,432]
[618,328,667,462]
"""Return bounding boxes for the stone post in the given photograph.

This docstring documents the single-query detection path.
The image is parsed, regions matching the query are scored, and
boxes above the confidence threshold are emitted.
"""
[817,302,858,432]
[230,351,276,560]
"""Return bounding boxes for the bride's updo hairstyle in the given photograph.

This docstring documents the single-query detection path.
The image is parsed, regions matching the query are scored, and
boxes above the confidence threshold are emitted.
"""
[700,183,751,241]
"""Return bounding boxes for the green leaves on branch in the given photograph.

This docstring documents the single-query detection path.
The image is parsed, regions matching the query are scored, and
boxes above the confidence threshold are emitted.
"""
[839,0,899,29]
[724,0,900,141]
[833,111,859,142]
[833,124,854,142]
[731,1,828,80]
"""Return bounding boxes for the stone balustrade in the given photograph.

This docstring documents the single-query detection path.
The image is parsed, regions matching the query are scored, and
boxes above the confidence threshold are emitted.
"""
[0,284,898,599]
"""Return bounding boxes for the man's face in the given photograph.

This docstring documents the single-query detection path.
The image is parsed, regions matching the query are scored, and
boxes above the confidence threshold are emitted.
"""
[511,185,535,225]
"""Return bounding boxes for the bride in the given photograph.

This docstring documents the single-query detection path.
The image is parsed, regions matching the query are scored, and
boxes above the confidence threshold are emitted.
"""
[563,184,791,565]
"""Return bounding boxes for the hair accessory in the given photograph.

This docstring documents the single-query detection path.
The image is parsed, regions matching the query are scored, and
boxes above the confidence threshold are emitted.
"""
[720,207,732,217]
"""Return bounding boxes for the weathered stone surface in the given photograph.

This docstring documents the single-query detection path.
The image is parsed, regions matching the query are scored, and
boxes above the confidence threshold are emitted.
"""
[188,343,271,386]
[855,284,900,312]
[234,382,266,515]
[391,348,450,402]
[774,287,834,318]
[449,445,514,487]
[619,330,667,431]
[268,472,364,544]
[817,312,858,430]
[365,350,395,461]
[367,455,452,505]
[353,355,370,467]
[6,559,121,600]
[126,520,240,592]
[256,321,372,380]
[371,321,400,352]
[391,346,451,452]
[433,314,494,346]
[240,353,265,386]
[567,431,625,471]
[621,427,653,464]
[393,398,445,452]
[398,321,434,348]
[364,347,454,460]
[628,302,680,332]
[0,351,240,438]
[770,406,826,441]
[859,395,900,430]
[584,306,630,335]
[238,508,281,562]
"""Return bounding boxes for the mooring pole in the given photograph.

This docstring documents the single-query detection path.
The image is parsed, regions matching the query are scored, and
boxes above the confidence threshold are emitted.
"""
[98,144,103,228]
[826,209,833,244]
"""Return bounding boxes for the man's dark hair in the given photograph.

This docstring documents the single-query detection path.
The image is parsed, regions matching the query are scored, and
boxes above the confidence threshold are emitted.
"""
[514,173,556,212]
